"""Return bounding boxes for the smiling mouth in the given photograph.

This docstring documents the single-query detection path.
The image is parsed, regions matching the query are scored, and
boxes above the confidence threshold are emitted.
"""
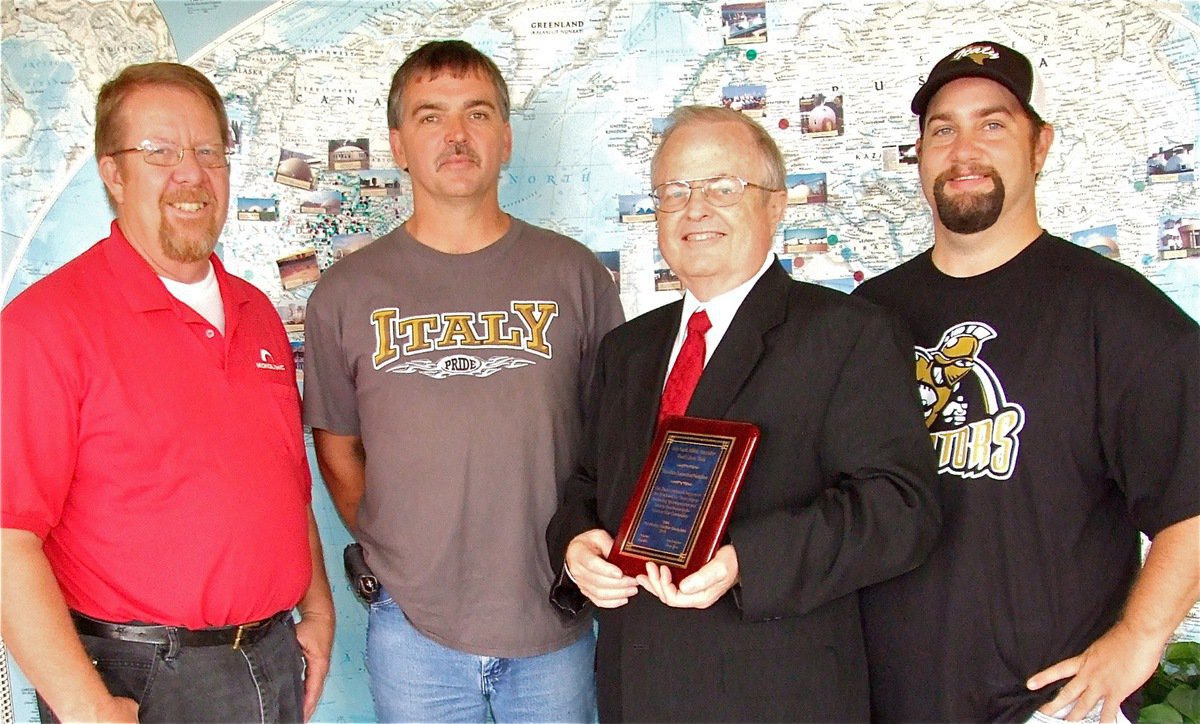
[684,231,724,242]
[169,201,207,212]
[940,165,995,187]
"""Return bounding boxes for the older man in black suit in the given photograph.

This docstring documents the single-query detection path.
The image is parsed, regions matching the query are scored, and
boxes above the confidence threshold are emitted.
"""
[546,105,942,722]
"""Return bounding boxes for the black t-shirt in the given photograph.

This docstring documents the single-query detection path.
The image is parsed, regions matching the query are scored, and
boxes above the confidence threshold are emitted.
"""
[854,232,1200,721]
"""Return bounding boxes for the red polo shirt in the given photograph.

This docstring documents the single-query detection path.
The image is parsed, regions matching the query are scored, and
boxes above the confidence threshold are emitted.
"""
[2,222,311,628]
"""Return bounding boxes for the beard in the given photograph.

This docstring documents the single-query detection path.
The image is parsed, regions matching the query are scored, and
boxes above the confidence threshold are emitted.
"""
[159,190,222,263]
[932,166,1005,235]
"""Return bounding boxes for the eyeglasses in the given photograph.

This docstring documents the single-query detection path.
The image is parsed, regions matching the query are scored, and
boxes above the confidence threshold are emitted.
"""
[109,140,232,168]
[649,175,781,212]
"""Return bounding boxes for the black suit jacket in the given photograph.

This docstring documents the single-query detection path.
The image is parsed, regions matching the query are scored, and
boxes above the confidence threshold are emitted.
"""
[547,263,940,722]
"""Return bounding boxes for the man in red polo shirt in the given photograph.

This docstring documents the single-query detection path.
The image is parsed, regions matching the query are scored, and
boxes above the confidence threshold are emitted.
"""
[1,62,333,723]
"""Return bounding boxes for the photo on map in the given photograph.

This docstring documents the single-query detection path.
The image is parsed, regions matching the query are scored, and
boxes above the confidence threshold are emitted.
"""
[331,232,374,260]
[359,169,404,197]
[1158,216,1200,260]
[652,248,681,292]
[783,227,829,254]
[277,248,320,290]
[290,338,305,383]
[619,193,656,222]
[1146,143,1194,183]
[299,189,343,215]
[276,301,306,331]
[274,149,318,190]
[596,250,621,288]
[1069,224,1119,259]
[884,143,919,170]
[722,1,767,45]
[328,138,370,171]
[722,83,767,117]
[786,172,828,205]
[798,93,844,136]
[236,197,279,222]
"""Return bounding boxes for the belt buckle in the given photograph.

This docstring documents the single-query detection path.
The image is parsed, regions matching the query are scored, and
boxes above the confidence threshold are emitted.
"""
[232,623,248,650]
[231,619,264,650]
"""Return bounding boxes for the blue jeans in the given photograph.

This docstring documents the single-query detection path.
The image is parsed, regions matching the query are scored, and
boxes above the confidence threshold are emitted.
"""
[366,590,596,723]
[36,615,304,723]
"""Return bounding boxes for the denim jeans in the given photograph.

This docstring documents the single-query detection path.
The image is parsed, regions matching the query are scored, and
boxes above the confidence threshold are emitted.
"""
[366,590,596,723]
[37,615,304,723]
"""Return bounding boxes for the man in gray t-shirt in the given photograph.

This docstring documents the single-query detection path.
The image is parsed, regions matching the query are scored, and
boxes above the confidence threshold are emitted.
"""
[303,41,623,723]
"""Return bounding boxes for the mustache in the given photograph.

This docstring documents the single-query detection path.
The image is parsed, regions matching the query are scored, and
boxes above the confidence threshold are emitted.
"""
[161,189,214,205]
[934,164,997,187]
[435,142,480,169]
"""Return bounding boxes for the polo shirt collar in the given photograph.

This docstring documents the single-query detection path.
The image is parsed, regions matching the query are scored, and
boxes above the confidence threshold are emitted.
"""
[102,220,251,320]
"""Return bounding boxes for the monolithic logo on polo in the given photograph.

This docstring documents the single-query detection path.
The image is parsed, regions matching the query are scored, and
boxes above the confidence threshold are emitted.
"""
[256,348,286,371]
[370,301,558,379]
[916,322,1025,480]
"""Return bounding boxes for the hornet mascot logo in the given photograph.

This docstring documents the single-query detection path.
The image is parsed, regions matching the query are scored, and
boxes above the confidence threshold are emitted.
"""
[916,322,1025,480]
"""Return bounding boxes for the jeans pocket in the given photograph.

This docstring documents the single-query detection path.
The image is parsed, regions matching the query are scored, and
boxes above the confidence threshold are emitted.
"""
[80,635,160,704]
[368,588,396,611]
[1026,701,1131,724]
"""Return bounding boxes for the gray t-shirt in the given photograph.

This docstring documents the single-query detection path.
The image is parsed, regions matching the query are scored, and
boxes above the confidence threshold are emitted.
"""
[304,217,624,657]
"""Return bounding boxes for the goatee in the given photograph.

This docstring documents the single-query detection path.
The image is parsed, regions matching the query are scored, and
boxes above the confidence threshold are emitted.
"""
[160,191,221,263]
[932,167,1005,235]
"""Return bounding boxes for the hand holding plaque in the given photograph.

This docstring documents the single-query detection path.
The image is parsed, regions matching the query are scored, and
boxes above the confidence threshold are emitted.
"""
[606,416,760,578]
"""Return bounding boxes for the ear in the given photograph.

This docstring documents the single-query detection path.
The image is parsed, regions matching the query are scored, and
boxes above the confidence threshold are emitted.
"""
[501,122,513,166]
[766,188,787,228]
[389,128,407,172]
[1032,123,1054,175]
[98,154,126,206]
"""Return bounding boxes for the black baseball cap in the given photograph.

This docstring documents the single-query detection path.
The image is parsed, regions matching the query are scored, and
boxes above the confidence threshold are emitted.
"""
[912,41,1038,118]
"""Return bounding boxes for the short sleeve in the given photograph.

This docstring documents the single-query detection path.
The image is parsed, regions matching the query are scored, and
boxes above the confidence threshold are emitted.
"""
[1,314,82,537]
[301,278,361,435]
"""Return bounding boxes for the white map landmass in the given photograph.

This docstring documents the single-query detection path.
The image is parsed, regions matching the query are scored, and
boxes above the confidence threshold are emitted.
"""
[1,0,175,283]
[3,1,1198,721]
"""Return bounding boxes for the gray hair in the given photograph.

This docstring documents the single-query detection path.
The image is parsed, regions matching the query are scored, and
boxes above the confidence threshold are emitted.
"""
[650,105,786,189]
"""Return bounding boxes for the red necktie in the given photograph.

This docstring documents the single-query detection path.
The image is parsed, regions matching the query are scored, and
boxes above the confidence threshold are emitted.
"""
[659,309,712,421]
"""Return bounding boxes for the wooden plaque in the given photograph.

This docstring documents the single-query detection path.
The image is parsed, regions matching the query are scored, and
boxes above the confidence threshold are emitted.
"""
[607,415,760,578]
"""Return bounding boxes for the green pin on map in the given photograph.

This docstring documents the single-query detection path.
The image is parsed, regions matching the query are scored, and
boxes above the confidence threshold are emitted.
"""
[828,234,839,245]
[746,49,757,60]
[1134,181,1147,192]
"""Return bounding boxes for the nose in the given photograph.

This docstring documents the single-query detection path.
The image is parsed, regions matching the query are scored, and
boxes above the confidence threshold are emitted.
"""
[948,130,981,162]
[444,115,467,144]
[170,147,207,182]
[682,185,713,219]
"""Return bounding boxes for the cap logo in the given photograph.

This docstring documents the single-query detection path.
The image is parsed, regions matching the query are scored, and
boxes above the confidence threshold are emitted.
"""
[952,44,1000,65]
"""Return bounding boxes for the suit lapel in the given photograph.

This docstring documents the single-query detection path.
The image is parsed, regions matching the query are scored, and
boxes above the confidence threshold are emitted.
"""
[687,262,790,420]
[626,302,681,450]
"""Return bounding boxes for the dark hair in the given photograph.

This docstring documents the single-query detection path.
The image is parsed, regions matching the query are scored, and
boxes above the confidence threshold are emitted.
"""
[95,62,230,159]
[387,40,510,130]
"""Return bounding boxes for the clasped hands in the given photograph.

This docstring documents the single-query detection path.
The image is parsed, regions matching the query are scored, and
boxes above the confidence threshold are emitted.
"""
[565,529,739,610]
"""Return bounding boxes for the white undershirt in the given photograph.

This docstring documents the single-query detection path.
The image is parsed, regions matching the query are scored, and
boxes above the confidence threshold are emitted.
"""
[159,262,225,334]
[663,254,774,387]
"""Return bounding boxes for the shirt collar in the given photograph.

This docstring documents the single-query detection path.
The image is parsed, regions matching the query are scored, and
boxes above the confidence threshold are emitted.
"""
[102,220,248,314]
[679,253,774,342]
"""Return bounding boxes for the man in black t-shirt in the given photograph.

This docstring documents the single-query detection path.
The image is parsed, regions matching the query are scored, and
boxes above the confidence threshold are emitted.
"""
[856,40,1199,723]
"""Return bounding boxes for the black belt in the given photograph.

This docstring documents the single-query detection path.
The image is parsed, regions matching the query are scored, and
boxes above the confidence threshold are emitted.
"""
[70,609,291,649]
